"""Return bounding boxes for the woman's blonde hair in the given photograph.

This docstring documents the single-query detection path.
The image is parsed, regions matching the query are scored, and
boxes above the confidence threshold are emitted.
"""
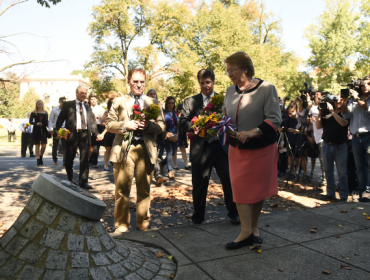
[224,51,255,77]
[34,100,45,113]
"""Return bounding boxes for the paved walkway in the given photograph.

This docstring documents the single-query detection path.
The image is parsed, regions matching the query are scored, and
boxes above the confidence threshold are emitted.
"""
[0,148,369,279]
[117,201,370,279]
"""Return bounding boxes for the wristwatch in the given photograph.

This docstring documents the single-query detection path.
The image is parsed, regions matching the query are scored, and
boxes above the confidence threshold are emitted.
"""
[123,124,127,133]
[256,127,262,135]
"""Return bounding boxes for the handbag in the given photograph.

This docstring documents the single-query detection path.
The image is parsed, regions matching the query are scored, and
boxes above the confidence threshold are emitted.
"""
[166,132,178,142]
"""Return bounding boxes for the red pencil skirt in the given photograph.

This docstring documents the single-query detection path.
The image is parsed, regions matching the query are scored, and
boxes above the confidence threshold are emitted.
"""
[229,143,278,204]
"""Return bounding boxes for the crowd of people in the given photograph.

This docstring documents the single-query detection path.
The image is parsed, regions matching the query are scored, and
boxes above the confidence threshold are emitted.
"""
[277,80,370,203]
[16,50,370,250]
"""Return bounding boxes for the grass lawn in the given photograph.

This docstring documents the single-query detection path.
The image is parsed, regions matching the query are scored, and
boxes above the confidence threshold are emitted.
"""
[0,129,52,147]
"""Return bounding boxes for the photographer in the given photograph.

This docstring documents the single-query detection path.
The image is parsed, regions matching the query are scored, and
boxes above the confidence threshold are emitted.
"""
[342,76,370,202]
[298,91,326,185]
[317,96,349,201]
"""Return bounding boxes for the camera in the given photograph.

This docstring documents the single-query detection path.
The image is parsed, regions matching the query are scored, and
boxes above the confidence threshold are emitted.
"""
[299,82,316,108]
[285,96,290,101]
[340,79,362,98]
[318,92,338,110]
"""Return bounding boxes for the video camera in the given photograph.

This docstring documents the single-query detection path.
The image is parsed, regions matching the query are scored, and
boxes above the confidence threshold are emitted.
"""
[299,82,316,108]
[340,79,362,98]
[318,91,338,110]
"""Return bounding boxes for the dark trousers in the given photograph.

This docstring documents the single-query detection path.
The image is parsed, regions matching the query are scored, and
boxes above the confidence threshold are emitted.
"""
[191,141,238,223]
[52,134,59,163]
[21,132,33,156]
[65,131,89,185]
[347,140,358,193]
[58,139,65,154]
[90,124,104,165]
[52,135,66,164]
[278,152,288,173]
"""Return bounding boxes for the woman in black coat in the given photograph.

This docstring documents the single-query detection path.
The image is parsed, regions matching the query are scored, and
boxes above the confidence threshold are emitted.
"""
[29,100,49,167]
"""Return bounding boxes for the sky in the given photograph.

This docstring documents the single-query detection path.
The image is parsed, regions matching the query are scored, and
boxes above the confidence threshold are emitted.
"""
[0,0,326,77]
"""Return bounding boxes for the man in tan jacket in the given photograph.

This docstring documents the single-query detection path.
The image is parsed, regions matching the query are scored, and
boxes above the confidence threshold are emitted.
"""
[106,69,165,233]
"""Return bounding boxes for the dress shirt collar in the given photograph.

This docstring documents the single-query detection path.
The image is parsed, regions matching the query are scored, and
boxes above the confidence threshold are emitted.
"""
[130,92,144,100]
[75,99,85,106]
[201,92,214,102]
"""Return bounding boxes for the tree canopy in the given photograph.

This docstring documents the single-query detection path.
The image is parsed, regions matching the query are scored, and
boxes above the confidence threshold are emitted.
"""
[86,0,304,102]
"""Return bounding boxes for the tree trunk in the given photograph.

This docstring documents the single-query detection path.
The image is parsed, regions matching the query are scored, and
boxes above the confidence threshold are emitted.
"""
[124,53,129,94]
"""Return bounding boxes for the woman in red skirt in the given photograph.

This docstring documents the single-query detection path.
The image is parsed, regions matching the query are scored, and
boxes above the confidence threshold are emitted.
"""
[223,52,282,249]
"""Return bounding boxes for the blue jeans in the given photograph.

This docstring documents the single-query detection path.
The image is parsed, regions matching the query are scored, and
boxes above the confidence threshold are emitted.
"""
[321,142,349,199]
[162,140,177,171]
[352,134,370,193]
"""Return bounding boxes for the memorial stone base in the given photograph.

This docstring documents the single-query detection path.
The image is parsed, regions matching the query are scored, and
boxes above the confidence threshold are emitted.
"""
[0,173,176,280]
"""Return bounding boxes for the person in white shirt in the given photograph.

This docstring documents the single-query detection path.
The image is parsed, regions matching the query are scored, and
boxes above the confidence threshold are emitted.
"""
[298,91,326,185]
[19,113,34,157]
[7,117,17,142]
[89,93,105,168]
[49,97,66,165]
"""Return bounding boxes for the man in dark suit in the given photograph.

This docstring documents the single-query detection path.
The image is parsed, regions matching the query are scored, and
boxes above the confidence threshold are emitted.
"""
[56,86,102,189]
[179,69,239,225]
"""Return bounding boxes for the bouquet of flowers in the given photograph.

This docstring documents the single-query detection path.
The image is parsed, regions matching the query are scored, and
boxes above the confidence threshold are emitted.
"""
[24,123,30,130]
[123,103,161,161]
[133,103,161,121]
[56,128,71,140]
[212,115,237,145]
[187,113,221,141]
[187,95,237,144]
[202,95,224,115]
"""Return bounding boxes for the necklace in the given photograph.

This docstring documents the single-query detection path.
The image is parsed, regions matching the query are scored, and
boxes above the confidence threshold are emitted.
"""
[238,78,254,92]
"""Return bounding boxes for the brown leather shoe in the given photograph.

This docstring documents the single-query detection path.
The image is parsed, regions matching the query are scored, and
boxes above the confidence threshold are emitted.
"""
[137,220,150,231]
[169,171,175,180]
[110,226,129,237]
[157,177,164,187]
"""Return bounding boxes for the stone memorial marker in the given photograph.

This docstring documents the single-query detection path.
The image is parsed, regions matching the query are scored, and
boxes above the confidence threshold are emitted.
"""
[0,173,176,279]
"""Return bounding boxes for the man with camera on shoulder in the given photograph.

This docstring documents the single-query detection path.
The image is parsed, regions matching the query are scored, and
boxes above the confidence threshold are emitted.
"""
[342,76,370,202]
[317,95,349,201]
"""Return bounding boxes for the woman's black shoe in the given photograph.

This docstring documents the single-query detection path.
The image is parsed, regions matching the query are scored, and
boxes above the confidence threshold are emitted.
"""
[37,158,42,167]
[40,156,43,166]
[225,233,254,250]
[254,235,263,244]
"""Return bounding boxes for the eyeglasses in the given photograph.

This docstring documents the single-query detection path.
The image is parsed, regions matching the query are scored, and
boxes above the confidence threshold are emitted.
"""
[133,80,145,84]
[225,68,239,75]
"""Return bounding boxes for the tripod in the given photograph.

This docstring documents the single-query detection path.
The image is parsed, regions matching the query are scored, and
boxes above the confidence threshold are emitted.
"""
[280,109,310,187]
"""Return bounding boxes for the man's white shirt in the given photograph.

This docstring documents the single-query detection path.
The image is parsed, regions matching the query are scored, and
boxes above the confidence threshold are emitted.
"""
[75,99,87,130]
[201,92,214,107]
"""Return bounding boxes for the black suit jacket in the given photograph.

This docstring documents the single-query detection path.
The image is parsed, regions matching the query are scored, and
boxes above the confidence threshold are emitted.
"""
[55,100,99,145]
[179,93,228,163]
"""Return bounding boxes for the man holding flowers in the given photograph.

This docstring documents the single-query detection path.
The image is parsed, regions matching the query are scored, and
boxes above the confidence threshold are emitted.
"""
[106,69,165,233]
[179,69,239,225]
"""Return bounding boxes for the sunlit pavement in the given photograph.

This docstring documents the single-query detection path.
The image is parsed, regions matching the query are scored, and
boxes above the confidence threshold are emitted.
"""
[1,149,370,279]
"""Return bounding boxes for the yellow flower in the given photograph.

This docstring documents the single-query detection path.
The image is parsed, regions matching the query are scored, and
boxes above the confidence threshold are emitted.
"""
[199,130,205,137]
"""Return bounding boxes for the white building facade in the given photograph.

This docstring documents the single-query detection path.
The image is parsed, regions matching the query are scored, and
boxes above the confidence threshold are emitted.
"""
[20,74,91,110]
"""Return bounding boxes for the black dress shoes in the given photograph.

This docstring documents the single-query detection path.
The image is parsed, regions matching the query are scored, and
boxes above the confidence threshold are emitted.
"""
[192,217,204,225]
[69,180,77,185]
[225,233,255,250]
[30,154,36,157]
[254,235,263,244]
[230,216,241,225]
[80,183,93,190]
